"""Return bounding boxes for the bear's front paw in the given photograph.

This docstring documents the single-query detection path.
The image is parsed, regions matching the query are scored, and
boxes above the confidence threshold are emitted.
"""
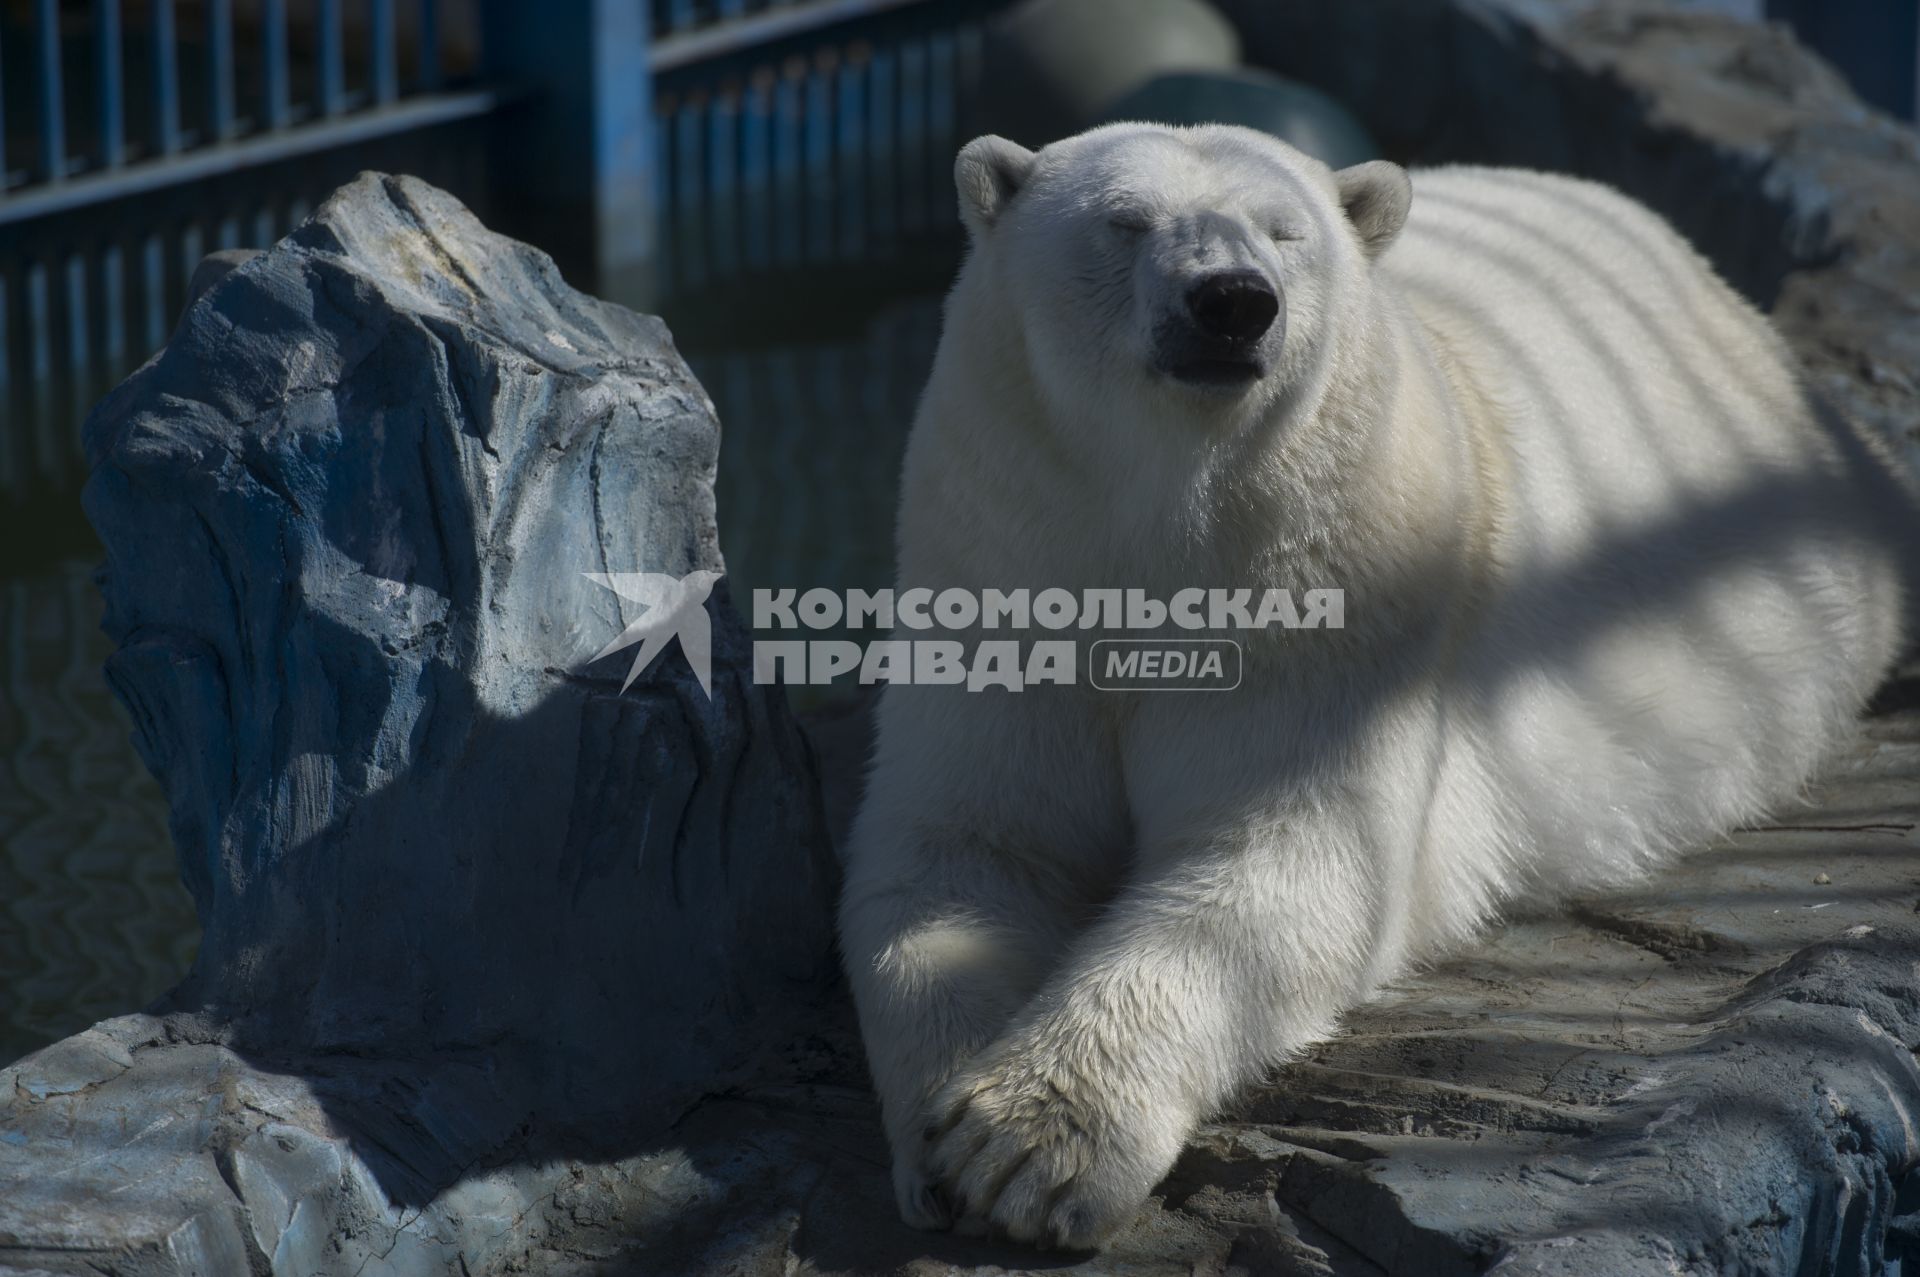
[923,1046,1184,1249]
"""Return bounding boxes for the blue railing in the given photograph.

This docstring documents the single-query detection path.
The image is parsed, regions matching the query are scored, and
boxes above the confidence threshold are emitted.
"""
[0,0,1003,493]
[649,0,993,310]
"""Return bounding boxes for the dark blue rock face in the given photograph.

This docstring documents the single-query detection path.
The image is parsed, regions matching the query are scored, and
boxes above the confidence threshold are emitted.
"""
[80,172,837,1140]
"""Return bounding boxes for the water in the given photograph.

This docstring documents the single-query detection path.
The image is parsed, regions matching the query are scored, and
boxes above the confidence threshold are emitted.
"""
[0,287,947,1066]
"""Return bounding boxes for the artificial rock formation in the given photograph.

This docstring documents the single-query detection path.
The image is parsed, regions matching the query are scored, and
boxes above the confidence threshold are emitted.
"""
[0,172,837,1274]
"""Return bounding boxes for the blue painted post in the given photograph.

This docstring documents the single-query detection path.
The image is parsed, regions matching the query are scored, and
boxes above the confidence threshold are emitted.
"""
[26,262,53,473]
[0,23,9,184]
[0,277,10,445]
[139,234,165,352]
[652,108,673,296]
[318,0,345,117]
[742,72,772,270]
[64,253,90,430]
[674,96,704,287]
[207,0,235,140]
[774,67,802,265]
[152,0,181,155]
[898,39,926,234]
[419,0,442,91]
[804,61,831,262]
[371,0,399,106]
[837,56,866,259]
[263,0,290,130]
[480,0,657,307]
[709,90,738,279]
[34,0,66,182]
[928,29,955,211]
[101,242,126,374]
[868,48,896,249]
[97,0,126,168]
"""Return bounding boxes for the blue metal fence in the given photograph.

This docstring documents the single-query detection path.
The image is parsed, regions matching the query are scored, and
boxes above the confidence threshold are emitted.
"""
[649,0,995,313]
[0,0,1003,494]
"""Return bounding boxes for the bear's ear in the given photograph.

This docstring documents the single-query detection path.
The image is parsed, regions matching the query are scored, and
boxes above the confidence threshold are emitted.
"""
[956,135,1038,236]
[1334,161,1412,260]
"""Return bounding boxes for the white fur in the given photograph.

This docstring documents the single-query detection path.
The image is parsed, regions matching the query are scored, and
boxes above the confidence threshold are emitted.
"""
[838,123,1916,1249]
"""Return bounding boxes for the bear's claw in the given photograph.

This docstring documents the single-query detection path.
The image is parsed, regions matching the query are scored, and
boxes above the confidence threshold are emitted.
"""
[892,1162,953,1232]
[922,1052,1162,1248]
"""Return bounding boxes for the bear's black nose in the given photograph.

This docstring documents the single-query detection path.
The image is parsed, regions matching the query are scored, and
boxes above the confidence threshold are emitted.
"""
[1187,272,1279,344]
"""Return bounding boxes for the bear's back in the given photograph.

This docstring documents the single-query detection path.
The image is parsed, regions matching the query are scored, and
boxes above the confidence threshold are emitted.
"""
[1380,167,1908,903]
[1383,166,1817,572]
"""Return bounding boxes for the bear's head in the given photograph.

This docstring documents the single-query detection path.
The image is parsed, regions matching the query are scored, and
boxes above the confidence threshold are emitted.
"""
[953,123,1409,437]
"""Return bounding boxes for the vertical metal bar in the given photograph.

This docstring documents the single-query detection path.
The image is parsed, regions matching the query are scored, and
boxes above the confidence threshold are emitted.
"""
[97,0,126,168]
[651,108,673,297]
[65,253,91,449]
[928,30,955,226]
[868,48,895,249]
[140,234,165,353]
[804,60,831,262]
[774,66,801,265]
[708,90,737,279]
[263,0,290,129]
[956,20,983,137]
[480,0,657,306]
[177,222,203,322]
[898,39,925,234]
[419,0,441,91]
[101,242,126,378]
[0,274,10,437]
[27,261,55,475]
[668,0,695,33]
[837,54,865,260]
[318,0,345,117]
[742,71,771,271]
[0,23,10,185]
[371,0,399,105]
[153,0,181,155]
[0,275,12,490]
[674,99,703,288]
[34,0,67,182]
[207,0,235,140]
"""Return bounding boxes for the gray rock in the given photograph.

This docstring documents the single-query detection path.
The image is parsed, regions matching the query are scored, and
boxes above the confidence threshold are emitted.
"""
[82,171,835,1088]
[1,171,837,1276]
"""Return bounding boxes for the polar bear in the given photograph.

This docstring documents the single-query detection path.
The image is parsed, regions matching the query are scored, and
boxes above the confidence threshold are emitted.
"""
[838,123,1915,1249]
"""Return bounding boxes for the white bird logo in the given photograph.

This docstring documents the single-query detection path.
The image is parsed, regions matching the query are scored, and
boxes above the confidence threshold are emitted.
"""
[583,570,724,696]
